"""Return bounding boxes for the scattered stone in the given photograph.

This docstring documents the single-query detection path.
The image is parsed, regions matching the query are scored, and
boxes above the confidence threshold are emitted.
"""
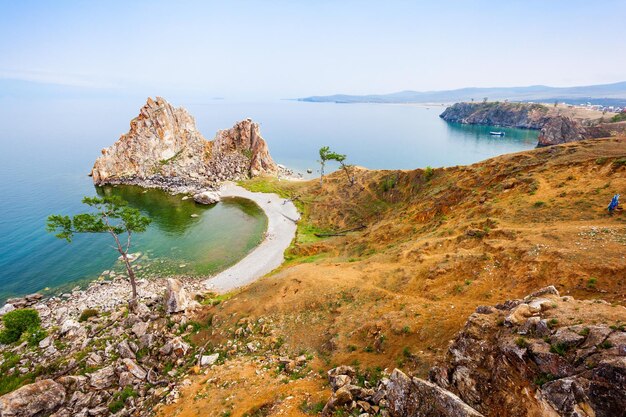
[89,366,116,390]
[122,358,147,380]
[200,353,219,366]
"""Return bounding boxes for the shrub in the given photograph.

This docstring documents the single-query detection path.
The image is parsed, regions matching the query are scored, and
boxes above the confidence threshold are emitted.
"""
[78,308,99,322]
[612,158,626,169]
[534,372,556,387]
[0,309,41,345]
[611,112,626,123]
[550,342,568,356]
[108,386,137,413]
[587,277,597,289]
[533,201,546,208]
[515,337,529,348]
[424,166,434,181]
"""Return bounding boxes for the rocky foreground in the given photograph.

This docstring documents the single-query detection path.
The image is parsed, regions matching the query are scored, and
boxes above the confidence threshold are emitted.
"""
[318,286,625,417]
[0,276,210,416]
[90,97,278,197]
[1,280,624,416]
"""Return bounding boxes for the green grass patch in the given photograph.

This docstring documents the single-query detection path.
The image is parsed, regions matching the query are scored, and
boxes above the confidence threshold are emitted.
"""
[0,309,41,345]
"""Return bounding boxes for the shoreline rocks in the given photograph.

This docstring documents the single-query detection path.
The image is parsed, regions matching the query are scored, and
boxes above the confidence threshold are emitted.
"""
[0,274,214,417]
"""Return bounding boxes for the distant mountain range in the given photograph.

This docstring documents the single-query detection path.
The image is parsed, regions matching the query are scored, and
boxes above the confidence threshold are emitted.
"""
[298,81,626,106]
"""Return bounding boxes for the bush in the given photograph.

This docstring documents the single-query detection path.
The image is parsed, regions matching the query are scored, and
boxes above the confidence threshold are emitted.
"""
[611,112,626,123]
[0,309,41,345]
[424,166,434,181]
[78,308,99,322]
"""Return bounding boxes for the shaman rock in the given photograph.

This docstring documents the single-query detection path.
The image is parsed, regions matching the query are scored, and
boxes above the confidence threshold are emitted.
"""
[90,97,277,193]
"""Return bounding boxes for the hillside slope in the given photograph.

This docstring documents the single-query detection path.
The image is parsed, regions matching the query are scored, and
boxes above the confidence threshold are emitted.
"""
[158,137,626,417]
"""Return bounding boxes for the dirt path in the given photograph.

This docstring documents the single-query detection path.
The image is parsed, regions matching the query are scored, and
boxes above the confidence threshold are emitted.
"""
[204,182,300,293]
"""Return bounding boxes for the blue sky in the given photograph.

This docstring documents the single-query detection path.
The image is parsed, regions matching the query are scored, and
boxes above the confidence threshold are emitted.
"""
[1,0,625,99]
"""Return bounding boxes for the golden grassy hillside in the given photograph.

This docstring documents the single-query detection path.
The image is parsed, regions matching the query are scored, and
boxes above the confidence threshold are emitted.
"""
[158,136,626,417]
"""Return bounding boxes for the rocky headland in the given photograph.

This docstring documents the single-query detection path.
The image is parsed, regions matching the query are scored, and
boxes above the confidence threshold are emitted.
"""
[439,102,622,146]
[90,97,279,198]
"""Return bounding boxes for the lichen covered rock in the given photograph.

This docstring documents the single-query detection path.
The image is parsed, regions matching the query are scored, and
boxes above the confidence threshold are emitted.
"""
[0,379,65,417]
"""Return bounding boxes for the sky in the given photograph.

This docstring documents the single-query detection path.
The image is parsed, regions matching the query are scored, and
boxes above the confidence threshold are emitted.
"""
[1,0,625,99]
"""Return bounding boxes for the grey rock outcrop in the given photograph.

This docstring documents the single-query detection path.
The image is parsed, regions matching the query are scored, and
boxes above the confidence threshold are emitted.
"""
[164,278,190,314]
[387,369,483,417]
[537,116,588,146]
[90,97,278,194]
[0,379,66,416]
[429,287,626,417]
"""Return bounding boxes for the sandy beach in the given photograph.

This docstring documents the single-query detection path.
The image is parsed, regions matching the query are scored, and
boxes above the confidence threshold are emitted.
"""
[204,182,300,293]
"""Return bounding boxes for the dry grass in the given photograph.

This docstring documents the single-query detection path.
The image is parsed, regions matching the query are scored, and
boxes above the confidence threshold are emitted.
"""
[159,136,626,417]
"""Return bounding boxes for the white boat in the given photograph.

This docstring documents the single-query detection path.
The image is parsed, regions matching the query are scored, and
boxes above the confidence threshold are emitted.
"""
[489,131,505,136]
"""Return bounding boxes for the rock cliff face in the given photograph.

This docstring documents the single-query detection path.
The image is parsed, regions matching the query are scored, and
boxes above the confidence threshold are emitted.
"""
[321,286,626,417]
[537,116,589,146]
[90,97,277,194]
[430,286,626,417]
[440,102,551,129]
[439,102,605,146]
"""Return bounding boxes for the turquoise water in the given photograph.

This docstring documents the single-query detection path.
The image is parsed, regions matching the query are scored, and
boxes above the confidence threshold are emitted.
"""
[0,97,537,302]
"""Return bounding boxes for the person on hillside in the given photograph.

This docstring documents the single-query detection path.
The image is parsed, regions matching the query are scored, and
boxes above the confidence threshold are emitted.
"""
[607,194,621,214]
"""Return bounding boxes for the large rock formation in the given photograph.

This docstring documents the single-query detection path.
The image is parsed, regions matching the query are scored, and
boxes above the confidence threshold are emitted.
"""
[440,102,550,129]
[537,115,589,146]
[90,97,278,194]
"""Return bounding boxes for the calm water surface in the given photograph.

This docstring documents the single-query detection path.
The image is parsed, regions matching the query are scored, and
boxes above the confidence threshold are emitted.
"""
[0,97,537,302]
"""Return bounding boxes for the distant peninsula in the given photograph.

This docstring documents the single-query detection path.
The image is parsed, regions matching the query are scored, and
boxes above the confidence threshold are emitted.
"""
[298,81,626,107]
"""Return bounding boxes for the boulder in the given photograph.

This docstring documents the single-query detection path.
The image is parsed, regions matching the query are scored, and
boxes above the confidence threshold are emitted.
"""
[131,321,149,337]
[0,379,66,417]
[386,370,483,417]
[164,278,190,314]
[170,336,191,356]
[193,191,221,205]
[200,353,219,366]
[122,358,147,380]
[117,339,136,359]
[60,319,81,335]
[89,366,116,389]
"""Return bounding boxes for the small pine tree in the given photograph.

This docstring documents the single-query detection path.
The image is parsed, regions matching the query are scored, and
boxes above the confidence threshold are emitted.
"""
[47,196,151,310]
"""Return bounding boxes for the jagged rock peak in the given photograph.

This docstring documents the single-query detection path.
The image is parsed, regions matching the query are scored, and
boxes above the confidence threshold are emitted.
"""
[90,97,277,194]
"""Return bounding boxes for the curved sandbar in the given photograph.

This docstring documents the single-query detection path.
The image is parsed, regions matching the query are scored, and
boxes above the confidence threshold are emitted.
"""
[204,182,300,292]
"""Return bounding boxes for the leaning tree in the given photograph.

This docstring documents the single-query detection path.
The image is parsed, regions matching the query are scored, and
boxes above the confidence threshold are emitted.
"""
[47,196,151,310]
[318,146,355,186]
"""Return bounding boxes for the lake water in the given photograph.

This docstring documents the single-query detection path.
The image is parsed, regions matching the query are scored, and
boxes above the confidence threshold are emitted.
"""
[0,97,537,302]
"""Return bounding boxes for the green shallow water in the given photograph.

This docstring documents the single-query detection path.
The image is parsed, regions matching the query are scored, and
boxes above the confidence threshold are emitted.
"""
[96,185,268,277]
